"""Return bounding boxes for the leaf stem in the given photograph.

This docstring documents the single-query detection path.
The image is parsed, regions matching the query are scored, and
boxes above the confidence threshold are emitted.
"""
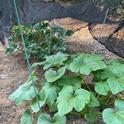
[105,95,112,105]
[70,111,82,116]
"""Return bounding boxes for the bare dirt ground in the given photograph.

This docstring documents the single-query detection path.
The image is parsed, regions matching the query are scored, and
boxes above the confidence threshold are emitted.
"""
[0,45,28,124]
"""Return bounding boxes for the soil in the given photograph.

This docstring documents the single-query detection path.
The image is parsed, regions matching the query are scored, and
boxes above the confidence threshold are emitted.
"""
[0,45,28,124]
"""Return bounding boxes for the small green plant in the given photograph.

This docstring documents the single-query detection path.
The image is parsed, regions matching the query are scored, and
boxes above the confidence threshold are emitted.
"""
[6,21,73,60]
[9,52,124,124]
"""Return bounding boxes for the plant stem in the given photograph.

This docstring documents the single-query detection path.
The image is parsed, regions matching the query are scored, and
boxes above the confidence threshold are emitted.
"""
[105,95,112,105]
[70,111,82,117]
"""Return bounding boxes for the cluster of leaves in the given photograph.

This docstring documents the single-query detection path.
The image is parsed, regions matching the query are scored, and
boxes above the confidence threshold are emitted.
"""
[9,52,124,124]
[6,21,73,60]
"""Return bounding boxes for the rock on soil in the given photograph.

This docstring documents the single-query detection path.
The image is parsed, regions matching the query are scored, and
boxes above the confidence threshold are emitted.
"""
[50,18,121,60]
[66,27,120,60]
[50,17,88,31]
[90,24,124,58]
[90,24,118,44]
[106,27,124,58]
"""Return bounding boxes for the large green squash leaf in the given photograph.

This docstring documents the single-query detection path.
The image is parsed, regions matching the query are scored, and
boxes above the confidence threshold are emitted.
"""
[107,78,124,95]
[45,67,66,82]
[9,83,38,105]
[84,109,98,123]
[95,81,110,96]
[37,113,66,124]
[9,74,38,105]
[31,97,45,113]
[103,99,124,124]
[103,108,124,124]
[31,83,57,112]
[88,92,100,107]
[55,76,82,89]
[115,99,124,110]
[106,60,124,78]
[9,85,38,105]
[69,54,106,75]
[57,86,90,115]
[20,109,32,124]
[39,83,57,106]
[42,52,68,70]
[94,60,124,95]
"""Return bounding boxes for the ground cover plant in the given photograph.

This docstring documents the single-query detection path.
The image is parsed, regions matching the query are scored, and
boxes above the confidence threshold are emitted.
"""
[9,51,124,124]
[6,21,73,60]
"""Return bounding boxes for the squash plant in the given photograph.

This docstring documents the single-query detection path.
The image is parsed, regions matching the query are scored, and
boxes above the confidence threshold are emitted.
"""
[9,52,124,124]
[6,21,73,60]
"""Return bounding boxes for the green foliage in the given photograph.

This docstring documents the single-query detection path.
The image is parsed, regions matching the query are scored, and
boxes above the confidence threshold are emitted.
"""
[115,99,124,110]
[6,22,73,60]
[95,81,110,96]
[9,52,124,124]
[45,67,66,82]
[9,74,38,105]
[37,113,66,124]
[94,60,124,95]
[20,109,33,124]
[57,86,90,115]
[103,99,124,124]
[68,54,106,75]
[42,52,68,70]
[39,83,57,107]
[88,92,100,107]
[84,109,98,123]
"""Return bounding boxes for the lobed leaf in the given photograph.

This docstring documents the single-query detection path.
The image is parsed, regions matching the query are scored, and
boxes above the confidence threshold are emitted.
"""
[94,60,124,95]
[103,108,124,124]
[88,92,100,107]
[37,113,66,124]
[84,109,98,123]
[69,54,106,75]
[9,74,38,105]
[107,78,124,95]
[39,83,57,107]
[20,109,33,124]
[9,83,38,105]
[57,86,90,115]
[95,81,110,96]
[55,76,82,89]
[31,97,44,113]
[42,52,68,70]
[115,99,124,110]
[45,67,66,82]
